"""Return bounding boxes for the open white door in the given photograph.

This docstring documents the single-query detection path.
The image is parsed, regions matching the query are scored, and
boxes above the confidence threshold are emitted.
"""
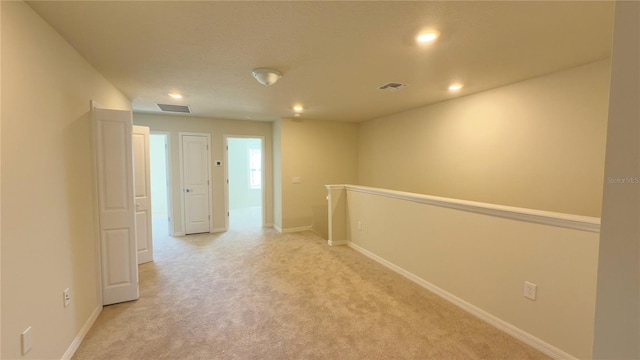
[181,134,211,234]
[93,107,139,305]
[133,126,153,264]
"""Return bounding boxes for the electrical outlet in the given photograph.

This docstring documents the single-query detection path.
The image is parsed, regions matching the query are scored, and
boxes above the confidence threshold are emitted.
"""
[524,281,537,300]
[357,221,362,230]
[63,288,71,307]
[21,327,32,355]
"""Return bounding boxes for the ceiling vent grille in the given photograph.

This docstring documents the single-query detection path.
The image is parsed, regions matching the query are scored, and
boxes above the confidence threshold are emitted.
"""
[157,103,191,113]
[378,82,408,91]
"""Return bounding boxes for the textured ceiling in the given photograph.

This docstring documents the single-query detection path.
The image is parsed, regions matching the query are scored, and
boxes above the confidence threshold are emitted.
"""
[28,1,614,122]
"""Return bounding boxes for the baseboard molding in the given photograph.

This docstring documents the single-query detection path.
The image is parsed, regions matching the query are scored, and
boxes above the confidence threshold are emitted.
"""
[172,231,186,236]
[347,241,577,360]
[274,225,283,233]
[61,305,102,360]
[210,227,226,233]
[281,226,313,233]
[328,240,348,246]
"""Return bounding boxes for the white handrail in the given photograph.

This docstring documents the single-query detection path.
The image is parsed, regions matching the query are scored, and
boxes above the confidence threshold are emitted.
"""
[326,185,600,233]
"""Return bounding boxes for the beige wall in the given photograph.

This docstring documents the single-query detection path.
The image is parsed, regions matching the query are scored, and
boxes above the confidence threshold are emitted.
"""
[133,113,273,234]
[1,2,131,359]
[358,60,611,217]
[593,2,640,358]
[346,187,600,358]
[279,118,358,237]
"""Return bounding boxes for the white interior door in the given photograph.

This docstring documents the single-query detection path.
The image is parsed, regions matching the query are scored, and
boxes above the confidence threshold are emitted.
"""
[93,107,139,305]
[133,126,153,264]
[182,134,211,234]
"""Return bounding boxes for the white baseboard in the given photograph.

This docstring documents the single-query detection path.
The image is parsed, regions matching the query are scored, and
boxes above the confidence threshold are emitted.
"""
[328,240,348,246]
[281,226,313,233]
[61,305,102,360]
[273,225,313,233]
[210,227,226,233]
[172,231,186,236]
[347,241,577,360]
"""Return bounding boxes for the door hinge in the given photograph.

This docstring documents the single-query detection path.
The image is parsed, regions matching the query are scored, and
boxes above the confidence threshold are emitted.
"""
[168,217,171,222]
[226,146,228,150]
[208,180,210,185]
[227,179,229,184]
[227,212,229,217]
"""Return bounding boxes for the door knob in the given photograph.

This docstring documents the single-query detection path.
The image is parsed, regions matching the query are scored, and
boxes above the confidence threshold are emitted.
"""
[185,189,191,193]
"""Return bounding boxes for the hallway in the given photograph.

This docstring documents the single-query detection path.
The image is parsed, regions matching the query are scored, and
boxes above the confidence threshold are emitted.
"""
[71,224,547,359]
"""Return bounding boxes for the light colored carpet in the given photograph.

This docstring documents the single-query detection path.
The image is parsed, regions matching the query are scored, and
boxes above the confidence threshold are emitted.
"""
[72,217,549,360]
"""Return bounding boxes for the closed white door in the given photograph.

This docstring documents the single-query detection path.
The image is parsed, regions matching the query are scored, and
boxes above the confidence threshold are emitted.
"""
[93,107,139,305]
[182,134,211,234]
[133,126,153,264]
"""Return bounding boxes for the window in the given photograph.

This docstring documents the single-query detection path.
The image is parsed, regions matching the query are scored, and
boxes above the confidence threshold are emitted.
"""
[249,147,262,189]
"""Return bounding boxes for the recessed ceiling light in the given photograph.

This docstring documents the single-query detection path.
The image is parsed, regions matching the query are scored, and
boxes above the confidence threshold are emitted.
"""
[293,105,304,113]
[448,84,463,91]
[168,93,183,99]
[416,31,439,43]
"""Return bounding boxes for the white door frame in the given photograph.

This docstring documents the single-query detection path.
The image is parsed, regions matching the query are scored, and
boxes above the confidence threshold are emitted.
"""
[223,135,266,230]
[179,132,213,234]
[150,131,175,236]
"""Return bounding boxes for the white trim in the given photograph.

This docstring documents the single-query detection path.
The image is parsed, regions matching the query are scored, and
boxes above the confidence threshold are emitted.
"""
[325,184,347,190]
[327,185,600,233]
[173,231,186,237]
[210,227,226,233]
[328,240,348,246]
[274,224,283,233]
[179,132,213,235]
[348,241,578,360]
[281,225,312,233]
[61,305,102,360]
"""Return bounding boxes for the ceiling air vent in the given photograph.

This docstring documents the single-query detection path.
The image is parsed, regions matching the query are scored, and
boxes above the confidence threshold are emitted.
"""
[157,103,191,113]
[378,82,408,91]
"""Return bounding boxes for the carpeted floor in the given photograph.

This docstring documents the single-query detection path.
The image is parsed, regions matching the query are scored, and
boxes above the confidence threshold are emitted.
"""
[72,215,549,360]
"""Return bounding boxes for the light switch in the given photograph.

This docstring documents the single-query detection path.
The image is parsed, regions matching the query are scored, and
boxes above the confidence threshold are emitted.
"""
[292,177,302,184]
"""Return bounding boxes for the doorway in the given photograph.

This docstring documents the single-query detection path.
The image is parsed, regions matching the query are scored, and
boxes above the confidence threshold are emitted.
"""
[150,132,173,236]
[225,136,264,230]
